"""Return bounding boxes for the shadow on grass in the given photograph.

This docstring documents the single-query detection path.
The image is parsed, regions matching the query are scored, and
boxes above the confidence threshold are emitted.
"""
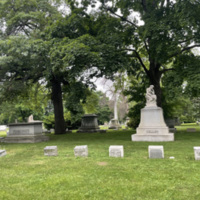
[49,129,135,143]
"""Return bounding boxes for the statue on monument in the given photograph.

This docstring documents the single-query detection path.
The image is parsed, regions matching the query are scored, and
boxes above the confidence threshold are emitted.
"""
[145,85,157,107]
[131,85,174,142]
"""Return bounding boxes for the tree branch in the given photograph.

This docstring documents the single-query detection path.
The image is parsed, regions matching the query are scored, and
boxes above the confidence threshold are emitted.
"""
[102,5,138,28]
[169,44,200,59]
[134,50,149,75]
[144,40,149,53]
[160,68,174,73]
[161,0,165,8]
[141,0,147,12]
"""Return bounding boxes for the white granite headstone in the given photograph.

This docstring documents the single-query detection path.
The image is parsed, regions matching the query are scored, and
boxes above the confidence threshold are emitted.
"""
[74,145,88,157]
[148,145,164,159]
[193,147,200,160]
[0,150,6,157]
[109,145,124,157]
[44,146,58,156]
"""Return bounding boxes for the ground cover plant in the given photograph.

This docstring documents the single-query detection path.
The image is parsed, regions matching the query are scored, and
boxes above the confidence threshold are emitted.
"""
[0,127,200,200]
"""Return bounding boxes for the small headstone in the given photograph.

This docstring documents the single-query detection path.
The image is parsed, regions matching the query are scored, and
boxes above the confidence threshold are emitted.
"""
[193,147,200,160]
[0,150,6,157]
[74,145,88,157]
[109,145,124,158]
[44,146,58,156]
[187,128,196,132]
[169,156,175,159]
[148,145,164,159]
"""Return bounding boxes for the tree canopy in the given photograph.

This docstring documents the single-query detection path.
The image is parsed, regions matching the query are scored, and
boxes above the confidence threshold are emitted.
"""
[77,0,200,107]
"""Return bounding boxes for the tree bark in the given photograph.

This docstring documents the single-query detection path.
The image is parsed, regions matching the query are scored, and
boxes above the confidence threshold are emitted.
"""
[51,77,66,134]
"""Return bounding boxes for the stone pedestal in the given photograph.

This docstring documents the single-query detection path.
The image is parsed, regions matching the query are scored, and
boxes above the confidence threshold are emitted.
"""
[44,146,57,156]
[4,122,49,143]
[77,114,103,133]
[148,145,164,159]
[108,119,121,129]
[109,145,124,157]
[74,145,88,157]
[132,106,174,142]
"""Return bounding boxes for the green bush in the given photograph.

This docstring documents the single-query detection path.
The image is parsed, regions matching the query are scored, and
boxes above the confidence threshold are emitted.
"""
[127,102,144,129]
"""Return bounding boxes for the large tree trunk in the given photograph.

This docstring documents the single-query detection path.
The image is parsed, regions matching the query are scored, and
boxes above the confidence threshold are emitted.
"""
[148,64,162,107]
[51,77,66,134]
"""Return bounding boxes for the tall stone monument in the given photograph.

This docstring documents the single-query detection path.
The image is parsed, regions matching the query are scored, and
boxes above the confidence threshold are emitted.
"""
[131,85,174,142]
[109,94,121,129]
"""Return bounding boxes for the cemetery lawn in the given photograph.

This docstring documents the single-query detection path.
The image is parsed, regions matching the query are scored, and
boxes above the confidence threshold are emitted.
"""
[0,127,200,200]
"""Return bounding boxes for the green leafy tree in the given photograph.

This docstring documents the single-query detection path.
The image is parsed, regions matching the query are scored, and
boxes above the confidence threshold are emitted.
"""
[0,0,110,134]
[0,84,49,124]
[80,0,200,107]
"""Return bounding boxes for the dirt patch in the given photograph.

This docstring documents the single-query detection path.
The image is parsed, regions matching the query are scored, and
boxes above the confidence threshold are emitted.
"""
[97,162,108,166]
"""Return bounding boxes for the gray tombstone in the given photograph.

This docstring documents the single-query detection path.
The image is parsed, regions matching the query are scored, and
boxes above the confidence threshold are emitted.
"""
[187,128,196,132]
[77,114,105,133]
[109,145,124,157]
[148,145,164,159]
[44,146,58,156]
[4,122,49,143]
[74,145,88,157]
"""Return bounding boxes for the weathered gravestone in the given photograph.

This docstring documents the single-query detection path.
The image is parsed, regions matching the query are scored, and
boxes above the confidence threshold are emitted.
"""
[148,145,164,159]
[78,114,106,133]
[4,122,49,143]
[193,147,200,160]
[132,85,174,142]
[187,128,196,132]
[165,118,177,133]
[109,145,124,158]
[0,150,6,157]
[74,145,88,157]
[44,146,58,156]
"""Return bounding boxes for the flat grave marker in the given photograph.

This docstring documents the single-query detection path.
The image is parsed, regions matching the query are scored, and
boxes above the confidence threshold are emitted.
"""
[74,145,88,157]
[187,128,196,132]
[148,145,164,159]
[44,146,58,156]
[109,145,124,158]
[193,147,200,160]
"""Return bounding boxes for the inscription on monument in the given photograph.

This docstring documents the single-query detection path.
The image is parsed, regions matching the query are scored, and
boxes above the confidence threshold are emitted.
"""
[150,149,162,158]
[13,129,30,135]
[146,130,159,134]
[110,150,121,157]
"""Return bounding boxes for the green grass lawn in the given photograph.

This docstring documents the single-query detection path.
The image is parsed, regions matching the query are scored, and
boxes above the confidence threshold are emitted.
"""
[0,127,200,200]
